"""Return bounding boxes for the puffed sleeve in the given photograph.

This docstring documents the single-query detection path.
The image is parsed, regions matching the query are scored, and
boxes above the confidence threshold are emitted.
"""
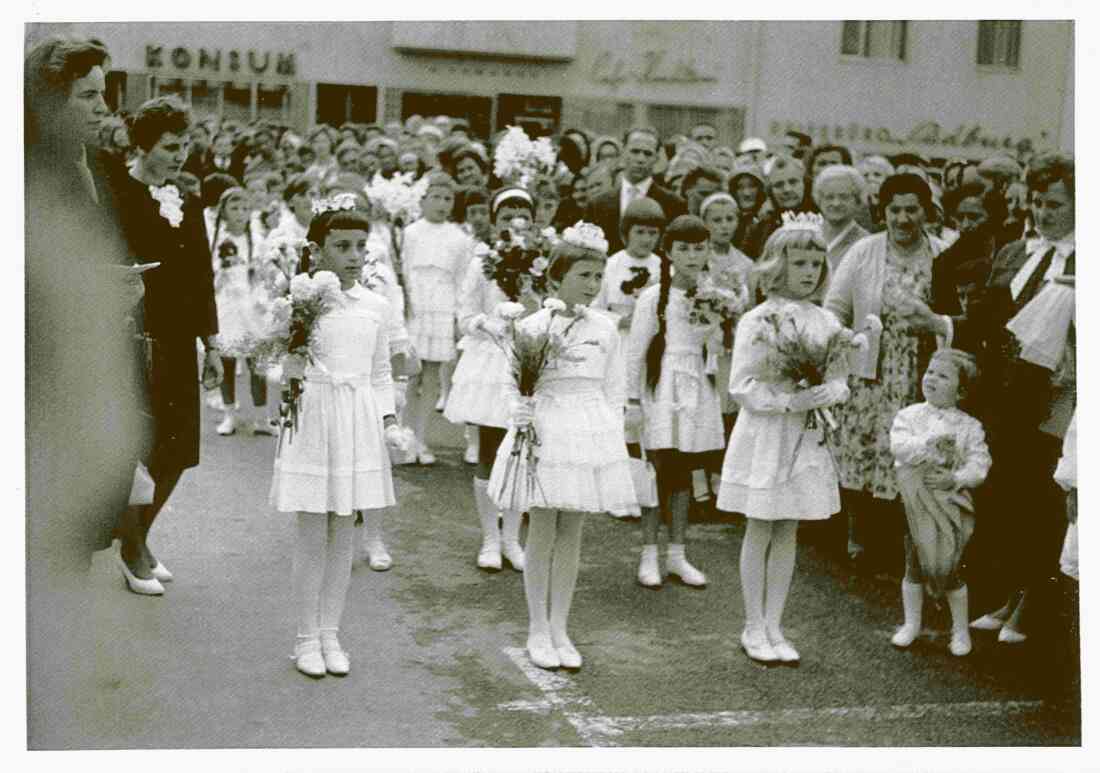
[457,254,489,337]
[602,320,627,413]
[953,412,992,490]
[625,288,658,401]
[727,312,793,414]
[371,321,396,417]
[890,404,929,466]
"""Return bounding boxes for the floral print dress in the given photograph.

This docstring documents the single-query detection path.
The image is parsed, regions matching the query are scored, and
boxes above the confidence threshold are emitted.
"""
[832,246,937,500]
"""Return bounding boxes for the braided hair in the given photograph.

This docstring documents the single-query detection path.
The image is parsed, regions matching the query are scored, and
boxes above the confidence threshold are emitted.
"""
[645,215,710,393]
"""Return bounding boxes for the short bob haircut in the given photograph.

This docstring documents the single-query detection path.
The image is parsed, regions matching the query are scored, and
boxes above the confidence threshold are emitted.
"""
[812,164,866,202]
[299,207,372,275]
[943,181,1008,227]
[451,145,489,174]
[662,214,709,253]
[25,35,110,147]
[282,173,315,204]
[1026,152,1074,198]
[620,196,667,241]
[547,238,608,284]
[928,348,979,402]
[201,172,239,210]
[680,165,725,197]
[806,143,853,172]
[753,226,829,300]
[878,173,936,220]
[129,96,192,152]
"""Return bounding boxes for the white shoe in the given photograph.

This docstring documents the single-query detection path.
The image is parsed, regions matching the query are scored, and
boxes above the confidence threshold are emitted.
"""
[502,541,525,572]
[464,445,479,465]
[527,634,560,670]
[667,555,707,587]
[416,445,436,465]
[891,624,921,648]
[741,629,779,663]
[767,631,801,664]
[292,637,326,678]
[553,636,583,669]
[366,542,393,572]
[150,560,173,583]
[118,554,165,596]
[320,631,350,676]
[252,418,278,436]
[998,626,1027,644]
[216,412,237,436]
[637,550,662,588]
[477,542,502,571]
[970,613,1006,631]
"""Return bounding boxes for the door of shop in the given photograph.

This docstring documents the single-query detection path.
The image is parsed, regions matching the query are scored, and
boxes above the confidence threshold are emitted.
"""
[401,92,493,140]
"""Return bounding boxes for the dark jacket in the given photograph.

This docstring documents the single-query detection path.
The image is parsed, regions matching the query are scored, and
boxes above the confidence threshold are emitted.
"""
[584,180,687,255]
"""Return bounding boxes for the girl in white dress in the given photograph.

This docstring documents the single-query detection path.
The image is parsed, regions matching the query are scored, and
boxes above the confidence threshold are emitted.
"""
[490,223,638,670]
[401,171,473,464]
[445,188,537,572]
[626,216,725,589]
[889,349,990,657]
[718,222,852,665]
[208,187,273,436]
[269,206,406,678]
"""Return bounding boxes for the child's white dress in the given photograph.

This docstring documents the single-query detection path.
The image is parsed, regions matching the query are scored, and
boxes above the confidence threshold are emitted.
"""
[444,254,515,429]
[594,249,662,326]
[270,283,397,515]
[626,284,725,453]
[211,228,269,349]
[489,308,639,516]
[708,249,755,417]
[401,219,472,362]
[362,258,411,359]
[717,298,849,520]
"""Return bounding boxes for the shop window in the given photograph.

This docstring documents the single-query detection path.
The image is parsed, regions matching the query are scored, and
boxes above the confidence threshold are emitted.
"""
[841,21,908,61]
[316,83,377,127]
[646,105,722,144]
[222,81,252,122]
[563,100,633,141]
[190,80,220,119]
[105,70,126,113]
[258,83,292,125]
[151,77,188,100]
[977,21,1022,68]
[401,91,492,140]
[496,94,562,138]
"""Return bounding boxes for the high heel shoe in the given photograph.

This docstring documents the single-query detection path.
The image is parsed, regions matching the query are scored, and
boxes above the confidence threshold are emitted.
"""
[118,553,165,596]
[998,625,1028,644]
[149,561,173,583]
[970,614,1006,631]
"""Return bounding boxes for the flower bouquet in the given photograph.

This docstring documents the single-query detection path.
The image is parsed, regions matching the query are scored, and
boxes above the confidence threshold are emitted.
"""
[364,172,430,276]
[225,270,345,447]
[478,222,552,301]
[493,126,558,188]
[487,298,598,511]
[686,269,749,328]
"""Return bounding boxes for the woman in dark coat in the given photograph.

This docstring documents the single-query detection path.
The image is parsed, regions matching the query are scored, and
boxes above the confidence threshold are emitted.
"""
[102,96,222,594]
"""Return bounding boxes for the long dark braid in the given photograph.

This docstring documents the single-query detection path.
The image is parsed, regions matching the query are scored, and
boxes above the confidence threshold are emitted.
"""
[644,254,672,393]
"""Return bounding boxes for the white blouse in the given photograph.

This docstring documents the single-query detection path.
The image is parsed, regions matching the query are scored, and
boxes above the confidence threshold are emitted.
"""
[594,250,663,312]
[400,219,473,317]
[889,402,991,490]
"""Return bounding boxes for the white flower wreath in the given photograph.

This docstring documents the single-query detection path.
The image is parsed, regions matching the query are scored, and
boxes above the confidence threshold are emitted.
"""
[560,221,609,254]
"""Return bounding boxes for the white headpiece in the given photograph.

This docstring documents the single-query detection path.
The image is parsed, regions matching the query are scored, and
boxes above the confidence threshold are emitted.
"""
[311,192,359,216]
[560,221,609,254]
[777,211,825,236]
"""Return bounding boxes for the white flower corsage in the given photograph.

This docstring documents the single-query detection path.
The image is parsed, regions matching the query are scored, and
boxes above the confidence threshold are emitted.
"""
[530,256,550,277]
[496,301,527,320]
[543,298,567,313]
[149,184,184,228]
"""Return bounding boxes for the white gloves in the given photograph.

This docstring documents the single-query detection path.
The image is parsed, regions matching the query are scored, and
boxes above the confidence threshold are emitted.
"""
[624,403,643,433]
[384,423,413,452]
[788,384,843,413]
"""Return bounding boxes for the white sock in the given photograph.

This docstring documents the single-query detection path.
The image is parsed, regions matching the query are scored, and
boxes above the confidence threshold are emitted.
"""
[318,514,355,632]
[473,478,501,548]
[641,544,658,562]
[292,512,327,638]
[740,519,770,633]
[764,521,798,637]
[550,512,584,646]
[668,543,686,562]
[502,509,523,548]
[363,507,386,548]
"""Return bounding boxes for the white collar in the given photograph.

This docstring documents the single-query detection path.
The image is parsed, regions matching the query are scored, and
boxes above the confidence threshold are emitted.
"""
[623,177,653,194]
[1028,230,1075,254]
[344,282,365,299]
[624,251,655,263]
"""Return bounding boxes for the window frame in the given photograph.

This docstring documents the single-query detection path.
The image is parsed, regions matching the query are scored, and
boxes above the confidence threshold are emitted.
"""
[976,20,1023,71]
[839,20,909,64]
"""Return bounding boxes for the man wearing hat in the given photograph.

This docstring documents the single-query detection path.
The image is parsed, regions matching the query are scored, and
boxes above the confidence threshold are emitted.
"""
[736,136,768,166]
[585,127,686,254]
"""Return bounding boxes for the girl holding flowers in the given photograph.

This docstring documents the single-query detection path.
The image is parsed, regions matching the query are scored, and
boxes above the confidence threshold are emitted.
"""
[444,187,540,572]
[208,186,274,436]
[889,349,990,657]
[626,215,725,589]
[489,222,638,670]
[401,171,473,465]
[269,204,407,678]
[718,215,857,665]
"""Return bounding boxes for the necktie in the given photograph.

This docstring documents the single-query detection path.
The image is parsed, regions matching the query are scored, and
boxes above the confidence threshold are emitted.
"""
[1016,247,1057,310]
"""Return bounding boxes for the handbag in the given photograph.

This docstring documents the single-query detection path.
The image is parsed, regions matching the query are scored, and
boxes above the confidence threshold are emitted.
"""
[628,446,659,509]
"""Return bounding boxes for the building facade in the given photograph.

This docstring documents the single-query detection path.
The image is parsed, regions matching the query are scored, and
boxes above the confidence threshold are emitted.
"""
[35,20,1073,161]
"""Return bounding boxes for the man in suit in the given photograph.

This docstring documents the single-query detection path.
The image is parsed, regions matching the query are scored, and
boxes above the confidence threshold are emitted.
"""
[585,127,686,254]
[912,153,1074,643]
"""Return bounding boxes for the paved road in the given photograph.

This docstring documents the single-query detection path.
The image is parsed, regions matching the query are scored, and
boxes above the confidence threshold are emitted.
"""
[28,403,1081,749]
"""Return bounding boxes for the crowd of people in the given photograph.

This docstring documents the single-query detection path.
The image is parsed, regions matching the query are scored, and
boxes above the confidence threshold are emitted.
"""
[26,33,1076,692]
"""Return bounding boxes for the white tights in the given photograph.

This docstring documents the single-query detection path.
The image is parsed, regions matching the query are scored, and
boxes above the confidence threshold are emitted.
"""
[739,518,799,637]
[406,361,442,448]
[524,509,584,645]
[292,512,355,640]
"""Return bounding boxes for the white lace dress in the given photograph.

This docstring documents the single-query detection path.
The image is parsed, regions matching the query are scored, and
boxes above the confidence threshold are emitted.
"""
[717,299,849,520]
[401,219,472,362]
[269,283,397,515]
[211,228,269,350]
[489,308,639,516]
[443,254,516,429]
[626,284,725,453]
